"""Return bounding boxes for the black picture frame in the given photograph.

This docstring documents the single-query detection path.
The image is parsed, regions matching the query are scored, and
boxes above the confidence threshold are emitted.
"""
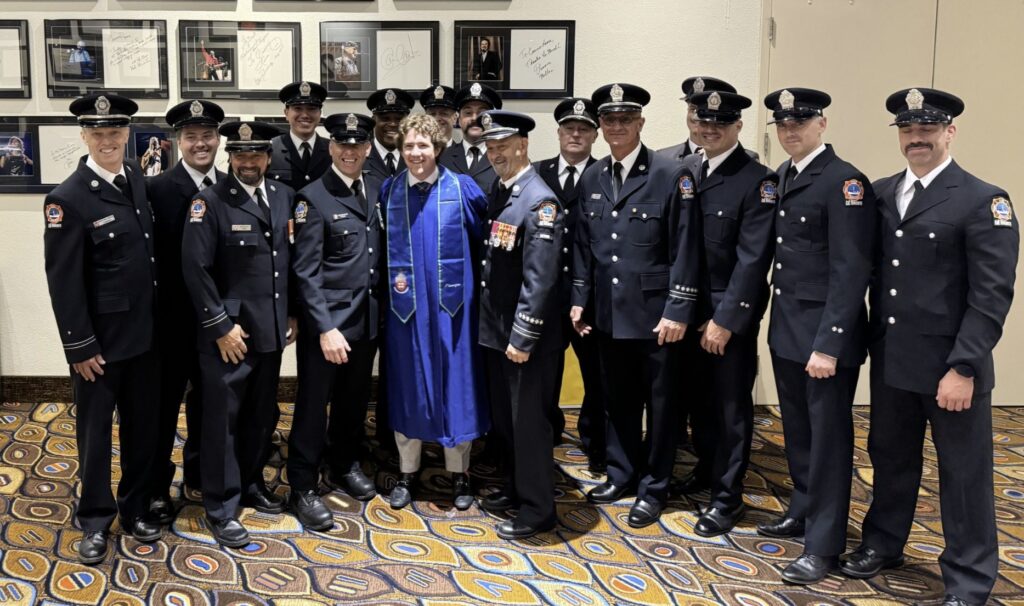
[44,19,169,99]
[0,21,31,99]
[453,20,575,100]
[319,21,439,100]
[179,21,302,100]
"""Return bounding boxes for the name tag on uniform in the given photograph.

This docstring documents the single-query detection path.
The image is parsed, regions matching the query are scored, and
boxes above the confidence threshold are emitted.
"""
[591,193,602,200]
[231,224,252,232]
[92,215,116,228]
[333,213,349,221]
[489,221,518,251]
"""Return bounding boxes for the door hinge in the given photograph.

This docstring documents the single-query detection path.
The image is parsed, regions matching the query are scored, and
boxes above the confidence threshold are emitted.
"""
[768,16,776,44]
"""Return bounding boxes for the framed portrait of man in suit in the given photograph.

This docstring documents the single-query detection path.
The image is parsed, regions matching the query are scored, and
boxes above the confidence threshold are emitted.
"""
[453,21,575,100]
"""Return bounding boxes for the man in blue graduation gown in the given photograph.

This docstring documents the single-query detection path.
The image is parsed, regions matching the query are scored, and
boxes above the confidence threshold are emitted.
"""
[380,113,490,510]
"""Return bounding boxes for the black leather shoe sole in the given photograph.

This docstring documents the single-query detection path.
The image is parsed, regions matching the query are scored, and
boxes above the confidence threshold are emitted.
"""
[208,524,250,548]
[240,499,286,515]
[839,555,905,579]
[756,520,805,538]
[496,521,555,540]
[480,495,518,513]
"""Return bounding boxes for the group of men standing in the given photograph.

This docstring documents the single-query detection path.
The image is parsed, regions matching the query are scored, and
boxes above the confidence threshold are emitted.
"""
[42,72,1016,606]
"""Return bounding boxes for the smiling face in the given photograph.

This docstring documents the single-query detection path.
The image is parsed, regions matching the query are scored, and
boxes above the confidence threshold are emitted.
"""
[81,126,129,173]
[177,124,221,173]
[458,100,490,144]
[425,106,457,141]
[374,111,406,150]
[775,116,825,164]
[230,150,271,187]
[698,119,742,158]
[284,104,321,139]
[898,122,955,174]
[598,111,644,159]
[401,129,438,179]
[330,140,370,179]
[486,135,529,182]
[480,38,490,53]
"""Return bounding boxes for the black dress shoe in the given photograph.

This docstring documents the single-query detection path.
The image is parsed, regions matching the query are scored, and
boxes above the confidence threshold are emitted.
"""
[149,494,176,525]
[941,595,973,606]
[206,516,250,548]
[672,472,710,495]
[587,482,633,504]
[694,503,747,537]
[332,469,377,501]
[241,487,286,514]
[756,515,805,538]
[289,489,333,531]
[122,516,162,542]
[496,517,555,540]
[480,490,519,513]
[389,473,416,509]
[782,554,839,585]
[451,473,474,511]
[839,545,905,579]
[78,530,108,565]
[627,499,664,528]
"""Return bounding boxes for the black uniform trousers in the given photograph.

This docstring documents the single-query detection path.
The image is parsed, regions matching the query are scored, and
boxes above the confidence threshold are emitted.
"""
[288,336,377,491]
[199,349,283,521]
[153,335,203,494]
[678,329,714,482]
[861,352,997,604]
[485,348,558,528]
[564,319,605,458]
[598,332,681,504]
[73,350,159,531]
[772,353,857,556]
[703,332,758,510]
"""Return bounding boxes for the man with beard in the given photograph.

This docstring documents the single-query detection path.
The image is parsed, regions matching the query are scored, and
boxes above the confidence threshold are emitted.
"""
[420,84,458,147]
[288,112,382,529]
[145,99,226,524]
[473,37,502,81]
[182,121,298,548]
[267,81,331,192]
[439,82,502,192]
[364,87,414,182]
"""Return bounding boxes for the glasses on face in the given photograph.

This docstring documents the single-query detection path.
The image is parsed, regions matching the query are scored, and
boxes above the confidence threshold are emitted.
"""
[600,114,638,127]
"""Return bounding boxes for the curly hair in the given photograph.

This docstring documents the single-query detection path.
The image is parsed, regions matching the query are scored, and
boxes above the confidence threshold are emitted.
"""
[397,113,446,156]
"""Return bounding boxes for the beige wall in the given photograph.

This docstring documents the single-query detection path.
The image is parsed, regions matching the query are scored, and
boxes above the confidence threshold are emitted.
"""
[0,0,767,377]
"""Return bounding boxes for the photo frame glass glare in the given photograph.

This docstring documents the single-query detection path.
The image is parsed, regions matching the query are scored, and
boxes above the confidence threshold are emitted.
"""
[319,21,439,100]
[0,21,31,99]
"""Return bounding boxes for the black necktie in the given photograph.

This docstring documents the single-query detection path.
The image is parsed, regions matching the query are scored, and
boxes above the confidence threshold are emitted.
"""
[903,179,923,217]
[300,141,312,163]
[699,160,710,182]
[563,165,577,198]
[385,153,396,176]
[611,161,623,200]
[490,183,511,217]
[200,176,213,191]
[469,146,481,170]
[352,179,367,209]
[255,188,271,224]
[785,165,798,191]
[113,173,130,198]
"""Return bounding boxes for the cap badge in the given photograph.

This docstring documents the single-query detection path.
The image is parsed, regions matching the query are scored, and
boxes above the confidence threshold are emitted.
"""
[693,77,705,94]
[481,113,493,129]
[611,84,624,103]
[906,88,925,111]
[470,82,482,96]
[189,100,204,117]
[299,81,311,97]
[385,89,396,105]
[95,95,110,116]
[433,85,444,100]
[345,113,358,131]
[572,99,586,115]
[708,91,722,111]
[238,123,253,141]
[780,89,795,110]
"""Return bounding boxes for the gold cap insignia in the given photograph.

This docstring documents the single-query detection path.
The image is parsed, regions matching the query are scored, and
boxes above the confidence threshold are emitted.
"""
[780,89,795,110]
[345,113,358,131]
[189,100,204,117]
[693,77,705,94]
[611,84,624,103]
[299,81,311,97]
[238,123,253,141]
[708,91,722,111]
[470,82,482,96]
[385,89,397,105]
[434,85,444,100]
[906,88,925,111]
[573,100,585,115]
[481,114,493,129]
[95,96,110,116]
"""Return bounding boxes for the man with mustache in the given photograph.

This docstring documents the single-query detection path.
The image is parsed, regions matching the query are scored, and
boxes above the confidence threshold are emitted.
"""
[840,89,1018,606]
[182,121,298,548]
[267,81,331,192]
[145,99,227,524]
[439,82,503,192]
[364,88,413,182]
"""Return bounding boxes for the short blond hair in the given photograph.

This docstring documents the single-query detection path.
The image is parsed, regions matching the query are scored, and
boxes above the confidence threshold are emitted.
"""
[397,113,446,156]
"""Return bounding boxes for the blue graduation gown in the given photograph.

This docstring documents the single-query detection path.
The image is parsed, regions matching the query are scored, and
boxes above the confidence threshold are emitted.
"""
[381,167,490,447]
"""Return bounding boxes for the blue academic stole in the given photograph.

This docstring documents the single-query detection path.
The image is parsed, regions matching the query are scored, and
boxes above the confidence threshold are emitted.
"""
[386,169,466,322]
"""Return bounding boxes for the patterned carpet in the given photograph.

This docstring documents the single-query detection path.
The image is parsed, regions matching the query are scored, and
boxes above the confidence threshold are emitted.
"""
[1,401,1023,605]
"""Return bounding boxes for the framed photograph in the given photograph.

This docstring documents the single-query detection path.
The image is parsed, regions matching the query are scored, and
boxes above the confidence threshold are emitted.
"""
[453,20,575,99]
[0,21,30,99]
[44,19,169,99]
[179,21,302,100]
[319,21,439,100]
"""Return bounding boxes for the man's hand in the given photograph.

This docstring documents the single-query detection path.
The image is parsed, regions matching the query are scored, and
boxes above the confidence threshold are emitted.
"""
[937,368,974,412]
[72,354,106,382]
[216,324,249,364]
[653,317,686,346]
[506,344,530,364]
[286,316,299,346]
[699,319,731,354]
[570,305,592,337]
[321,328,351,364]
[805,351,838,379]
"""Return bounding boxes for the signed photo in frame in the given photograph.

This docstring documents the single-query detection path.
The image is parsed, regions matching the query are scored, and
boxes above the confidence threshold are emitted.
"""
[319,21,439,100]
[179,21,301,100]
[454,20,574,100]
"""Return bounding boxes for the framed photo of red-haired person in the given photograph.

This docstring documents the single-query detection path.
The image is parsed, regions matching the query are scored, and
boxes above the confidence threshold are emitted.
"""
[453,21,575,99]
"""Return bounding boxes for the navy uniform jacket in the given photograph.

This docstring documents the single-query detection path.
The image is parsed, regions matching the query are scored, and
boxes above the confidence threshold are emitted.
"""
[869,160,1019,394]
[266,134,331,193]
[660,140,759,164]
[181,175,296,355]
[292,169,384,341]
[769,145,876,366]
[439,143,497,193]
[479,167,564,354]
[363,142,406,183]
[147,162,227,337]
[683,145,777,335]
[44,160,157,364]
[534,155,597,313]
[572,145,701,338]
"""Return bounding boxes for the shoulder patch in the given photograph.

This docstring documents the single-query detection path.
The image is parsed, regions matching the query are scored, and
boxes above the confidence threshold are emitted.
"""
[45,203,64,229]
[189,199,207,223]
[537,201,558,227]
[992,196,1013,227]
[843,179,864,206]
[678,174,695,199]
[294,200,308,223]
[759,180,777,205]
